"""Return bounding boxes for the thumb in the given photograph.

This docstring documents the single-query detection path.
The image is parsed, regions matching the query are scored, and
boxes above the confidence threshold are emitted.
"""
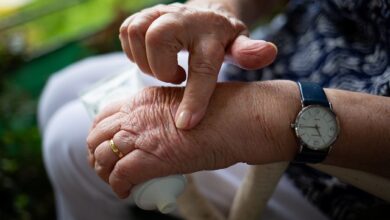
[227,35,278,70]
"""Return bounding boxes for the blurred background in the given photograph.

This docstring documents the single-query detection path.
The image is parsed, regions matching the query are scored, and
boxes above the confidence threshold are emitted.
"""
[1,1,389,220]
[0,0,181,219]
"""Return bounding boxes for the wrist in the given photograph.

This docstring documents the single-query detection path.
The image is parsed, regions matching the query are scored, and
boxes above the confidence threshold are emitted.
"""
[246,80,301,164]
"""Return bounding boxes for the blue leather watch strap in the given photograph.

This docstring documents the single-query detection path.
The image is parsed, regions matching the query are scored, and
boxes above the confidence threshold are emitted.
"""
[293,148,328,164]
[298,81,330,107]
[293,81,331,164]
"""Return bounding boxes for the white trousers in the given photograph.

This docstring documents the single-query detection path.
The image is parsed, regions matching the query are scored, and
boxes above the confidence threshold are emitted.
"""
[38,52,328,220]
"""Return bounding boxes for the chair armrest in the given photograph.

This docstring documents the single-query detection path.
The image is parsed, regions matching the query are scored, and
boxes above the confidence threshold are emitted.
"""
[228,162,289,220]
[309,164,390,202]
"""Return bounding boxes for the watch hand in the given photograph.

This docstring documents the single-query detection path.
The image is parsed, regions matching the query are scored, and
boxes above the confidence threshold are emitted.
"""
[314,124,321,136]
[298,125,316,128]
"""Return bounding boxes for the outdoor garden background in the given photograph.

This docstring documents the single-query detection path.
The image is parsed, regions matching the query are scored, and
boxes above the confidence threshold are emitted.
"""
[0,1,179,219]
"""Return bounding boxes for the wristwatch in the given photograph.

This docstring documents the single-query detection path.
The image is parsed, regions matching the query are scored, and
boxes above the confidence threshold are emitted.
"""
[291,82,340,163]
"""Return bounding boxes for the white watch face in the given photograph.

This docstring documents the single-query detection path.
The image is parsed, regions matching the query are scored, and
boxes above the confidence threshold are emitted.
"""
[295,105,339,150]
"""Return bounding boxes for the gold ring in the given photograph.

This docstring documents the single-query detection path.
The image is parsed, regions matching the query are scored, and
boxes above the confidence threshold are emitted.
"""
[109,139,123,158]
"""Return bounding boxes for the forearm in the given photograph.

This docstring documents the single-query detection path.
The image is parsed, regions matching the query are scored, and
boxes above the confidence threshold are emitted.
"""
[324,87,390,177]
[249,80,390,178]
[186,0,287,27]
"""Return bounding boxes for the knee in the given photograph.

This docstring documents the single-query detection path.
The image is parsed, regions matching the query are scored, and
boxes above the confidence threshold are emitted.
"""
[42,100,92,185]
[38,54,127,131]
[38,69,84,131]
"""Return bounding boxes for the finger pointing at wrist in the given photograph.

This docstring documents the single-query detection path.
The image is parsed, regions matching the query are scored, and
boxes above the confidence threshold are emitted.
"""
[175,40,224,129]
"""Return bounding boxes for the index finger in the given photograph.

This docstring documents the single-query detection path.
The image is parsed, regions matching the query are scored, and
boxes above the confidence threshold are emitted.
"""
[175,39,225,129]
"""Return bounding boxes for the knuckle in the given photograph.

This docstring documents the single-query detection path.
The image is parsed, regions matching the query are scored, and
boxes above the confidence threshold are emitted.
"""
[190,61,218,76]
[146,15,182,47]
[115,130,135,147]
[141,7,161,20]
[119,25,128,36]
[169,2,183,7]
[208,10,236,28]
[128,23,144,40]
[116,130,131,141]
[152,3,165,9]
[145,26,164,47]
[86,137,94,152]
[169,3,186,11]
[229,17,247,32]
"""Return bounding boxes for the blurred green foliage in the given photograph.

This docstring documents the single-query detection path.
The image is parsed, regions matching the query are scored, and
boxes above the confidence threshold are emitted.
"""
[0,0,160,73]
[0,81,54,220]
[0,0,162,219]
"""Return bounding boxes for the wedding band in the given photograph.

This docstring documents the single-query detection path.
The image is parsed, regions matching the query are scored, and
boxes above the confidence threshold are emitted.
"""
[109,139,123,158]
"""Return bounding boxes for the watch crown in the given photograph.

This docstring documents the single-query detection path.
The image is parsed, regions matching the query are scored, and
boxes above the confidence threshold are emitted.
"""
[290,123,296,128]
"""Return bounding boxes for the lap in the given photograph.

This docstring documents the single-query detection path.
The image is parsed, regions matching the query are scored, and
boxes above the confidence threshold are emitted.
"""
[38,51,326,220]
[38,53,130,132]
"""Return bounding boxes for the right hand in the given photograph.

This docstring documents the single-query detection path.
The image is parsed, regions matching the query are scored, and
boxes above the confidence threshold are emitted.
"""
[119,3,278,130]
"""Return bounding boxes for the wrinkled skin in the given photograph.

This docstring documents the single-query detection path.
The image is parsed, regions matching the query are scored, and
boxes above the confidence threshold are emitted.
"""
[88,1,280,199]
[119,2,277,129]
[87,82,297,199]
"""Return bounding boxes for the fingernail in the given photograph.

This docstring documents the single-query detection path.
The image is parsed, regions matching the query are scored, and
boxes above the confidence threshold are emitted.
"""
[175,110,191,129]
[267,42,278,53]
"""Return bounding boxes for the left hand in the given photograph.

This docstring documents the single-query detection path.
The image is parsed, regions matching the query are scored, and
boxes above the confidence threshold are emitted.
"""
[86,82,298,199]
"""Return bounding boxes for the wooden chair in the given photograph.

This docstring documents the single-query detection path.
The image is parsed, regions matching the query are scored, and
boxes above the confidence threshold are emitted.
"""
[177,163,390,220]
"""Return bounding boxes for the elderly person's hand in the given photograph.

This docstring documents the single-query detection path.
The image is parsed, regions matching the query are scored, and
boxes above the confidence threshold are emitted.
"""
[87,82,299,199]
[87,79,390,199]
[119,2,278,130]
